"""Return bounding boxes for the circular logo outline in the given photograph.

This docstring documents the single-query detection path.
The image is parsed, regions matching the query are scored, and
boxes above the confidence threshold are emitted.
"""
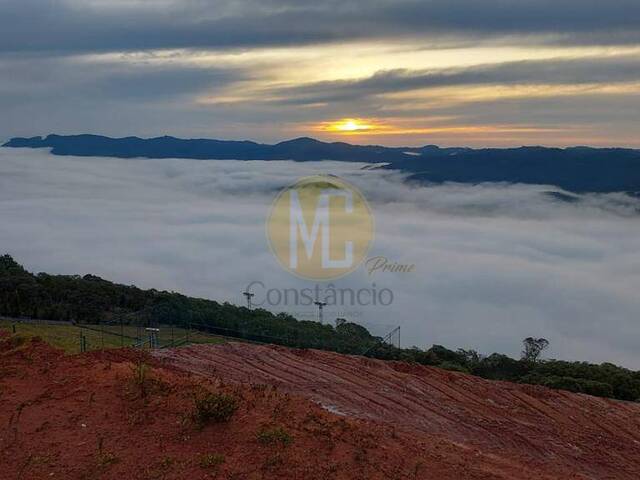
[266,175,375,281]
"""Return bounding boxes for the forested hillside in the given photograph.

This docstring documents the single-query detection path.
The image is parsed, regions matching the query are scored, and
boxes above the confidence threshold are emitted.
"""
[1,254,639,401]
[0,255,377,353]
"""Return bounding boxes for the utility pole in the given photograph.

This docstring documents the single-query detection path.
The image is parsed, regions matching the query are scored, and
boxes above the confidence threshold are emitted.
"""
[314,301,327,324]
[243,290,255,309]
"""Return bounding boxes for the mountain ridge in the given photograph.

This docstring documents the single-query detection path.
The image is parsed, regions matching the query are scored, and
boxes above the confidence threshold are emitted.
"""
[4,134,640,193]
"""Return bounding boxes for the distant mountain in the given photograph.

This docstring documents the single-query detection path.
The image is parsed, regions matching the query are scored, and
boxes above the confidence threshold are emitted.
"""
[390,146,640,194]
[4,134,640,193]
[3,134,413,162]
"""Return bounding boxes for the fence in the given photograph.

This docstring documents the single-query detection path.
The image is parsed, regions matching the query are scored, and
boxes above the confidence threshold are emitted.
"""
[0,317,224,354]
[0,316,400,356]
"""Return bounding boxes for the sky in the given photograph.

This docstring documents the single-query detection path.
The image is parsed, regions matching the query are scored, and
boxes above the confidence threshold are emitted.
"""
[2,148,640,368]
[1,0,639,147]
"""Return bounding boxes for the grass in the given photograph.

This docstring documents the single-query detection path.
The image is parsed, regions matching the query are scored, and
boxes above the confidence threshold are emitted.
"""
[130,360,150,397]
[0,318,225,354]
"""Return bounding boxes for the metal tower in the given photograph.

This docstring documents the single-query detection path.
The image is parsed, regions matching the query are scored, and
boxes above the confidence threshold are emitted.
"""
[243,290,255,309]
[314,300,327,324]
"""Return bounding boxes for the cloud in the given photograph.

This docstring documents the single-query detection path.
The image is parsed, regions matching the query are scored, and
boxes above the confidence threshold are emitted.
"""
[269,55,640,105]
[3,48,638,146]
[0,55,251,139]
[1,0,639,146]
[0,0,639,55]
[0,56,245,101]
[1,148,639,368]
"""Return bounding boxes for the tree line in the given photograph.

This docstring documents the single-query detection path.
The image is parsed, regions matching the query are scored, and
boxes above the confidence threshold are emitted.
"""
[1,254,638,402]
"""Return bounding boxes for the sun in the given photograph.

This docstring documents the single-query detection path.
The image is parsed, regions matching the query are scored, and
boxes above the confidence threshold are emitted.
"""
[336,119,368,131]
[313,117,392,135]
[324,118,375,133]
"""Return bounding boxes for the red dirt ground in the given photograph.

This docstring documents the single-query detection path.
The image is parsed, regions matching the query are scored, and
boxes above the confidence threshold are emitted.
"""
[2,333,640,479]
[155,342,640,479]
[0,334,575,480]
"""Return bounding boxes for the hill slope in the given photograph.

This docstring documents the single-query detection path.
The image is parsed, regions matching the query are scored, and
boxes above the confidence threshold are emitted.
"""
[2,254,640,402]
[5,134,640,192]
[0,333,595,480]
[156,342,640,479]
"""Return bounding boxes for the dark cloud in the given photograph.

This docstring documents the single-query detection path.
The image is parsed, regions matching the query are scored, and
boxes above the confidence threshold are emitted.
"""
[0,55,245,100]
[0,0,639,55]
[91,65,244,101]
[0,55,250,138]
[0,0,355,55]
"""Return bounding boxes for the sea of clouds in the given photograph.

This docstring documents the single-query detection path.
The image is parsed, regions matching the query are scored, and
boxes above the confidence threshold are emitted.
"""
[1,147,639,367]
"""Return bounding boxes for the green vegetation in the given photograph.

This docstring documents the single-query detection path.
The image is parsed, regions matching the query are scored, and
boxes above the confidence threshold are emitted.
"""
[376,345,640,402]
[256,426,293,446]
[0,254,376,353]
[130,360,150,398]
[521,337,550,364]
[198,453,225,469]
[192,391,239,426]
[0,319,224,354]
[0,319,119,353]
[96,451,118,468]
[1,254,639,402]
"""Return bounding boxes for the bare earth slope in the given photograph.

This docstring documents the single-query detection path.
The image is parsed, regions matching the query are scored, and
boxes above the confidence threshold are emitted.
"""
[155,342,640,479]
[1,334,585,480]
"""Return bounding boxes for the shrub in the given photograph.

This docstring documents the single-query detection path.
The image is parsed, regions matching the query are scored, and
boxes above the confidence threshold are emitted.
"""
[199,453,225,469]
[427,345,467,365]
[97,451,118,467]
[580,379,616,398]
[473,353,531,381]
[130,360,149,397]
[192,391,238,426]
[256,426,293,446]
[520,374,614,398]
[530,360,640,400]
[439,361,470,374]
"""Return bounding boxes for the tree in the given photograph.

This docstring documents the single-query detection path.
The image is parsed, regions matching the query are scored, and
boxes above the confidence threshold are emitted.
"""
[474,353,531,381]
[521,337,549,364]
[457,348,483,367]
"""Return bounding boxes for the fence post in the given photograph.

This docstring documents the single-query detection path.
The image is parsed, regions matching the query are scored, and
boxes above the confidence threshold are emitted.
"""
[79,329,87,353]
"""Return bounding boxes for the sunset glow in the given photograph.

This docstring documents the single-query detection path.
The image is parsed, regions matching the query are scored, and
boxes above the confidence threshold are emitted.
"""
[2,1,639,147]
[324,118,377,133]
